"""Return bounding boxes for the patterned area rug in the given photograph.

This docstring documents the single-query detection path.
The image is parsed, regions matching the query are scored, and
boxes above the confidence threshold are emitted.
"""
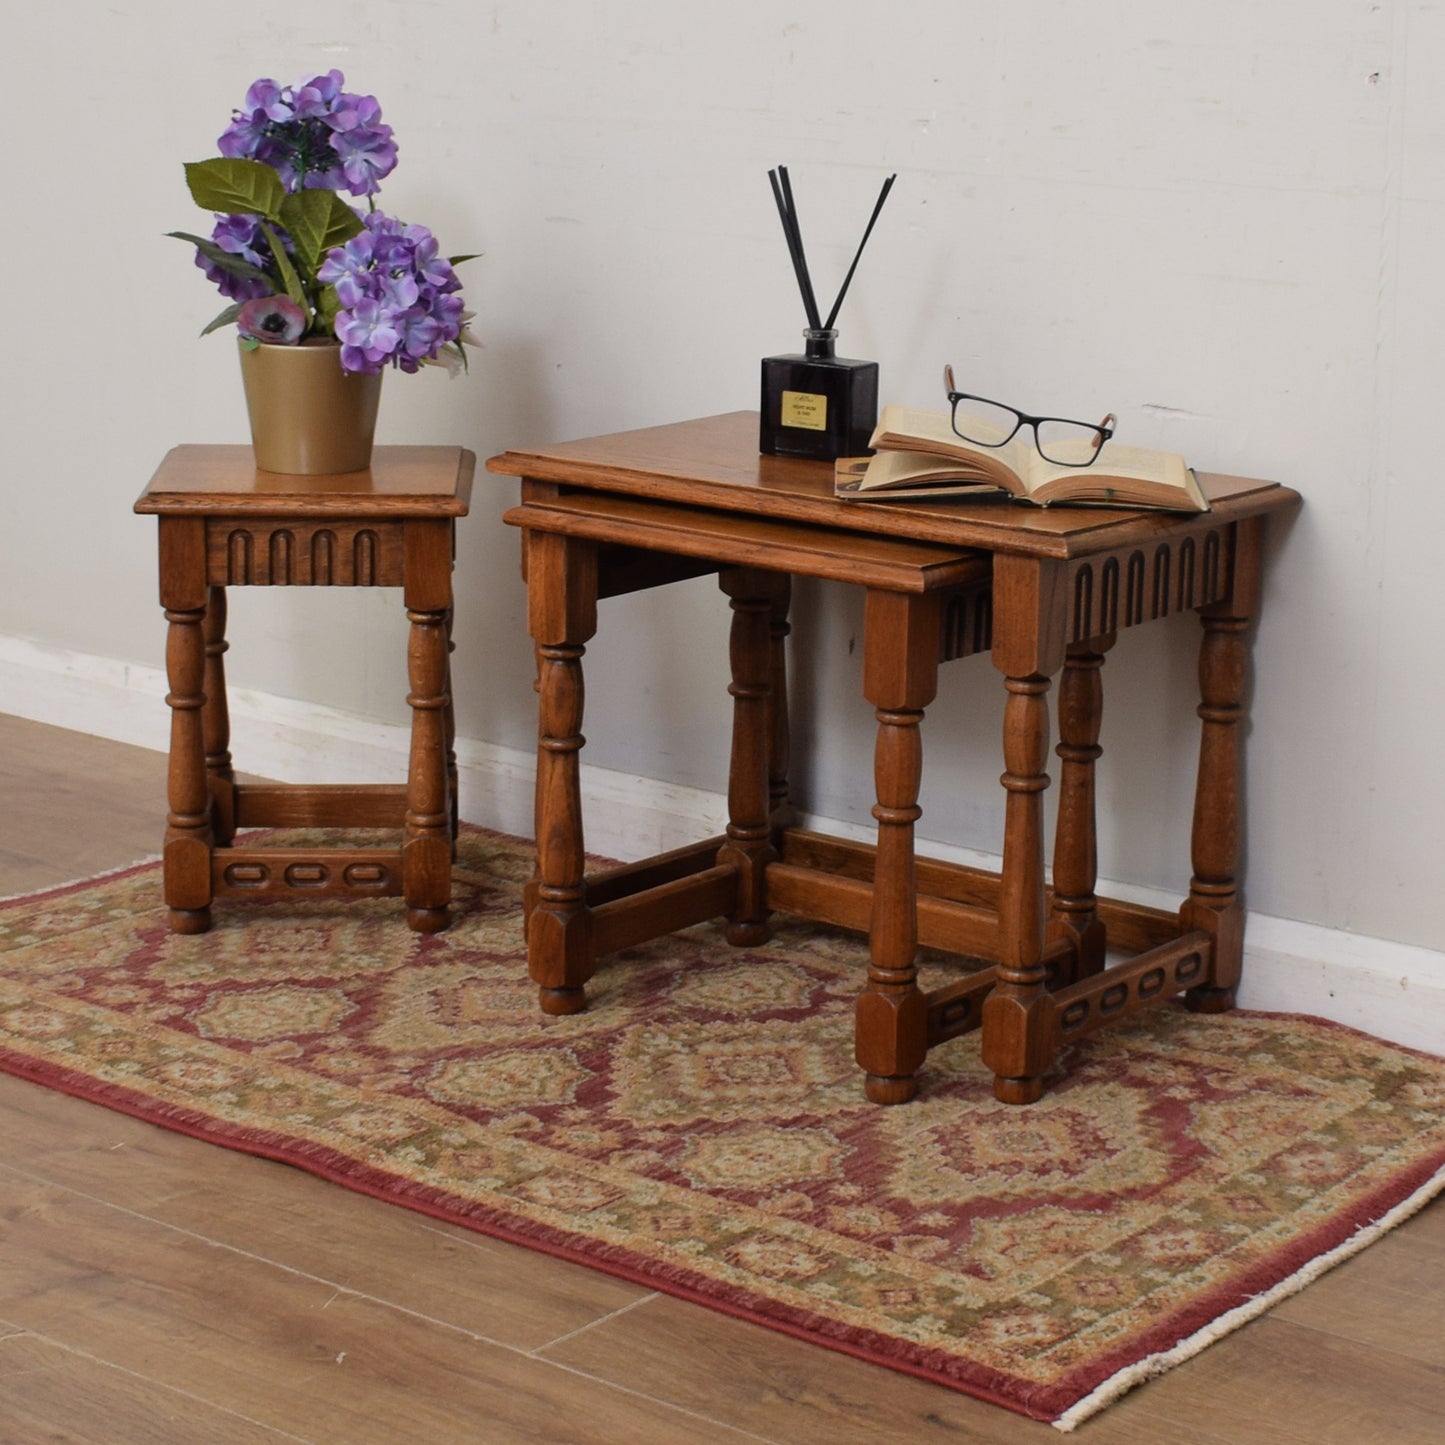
[2,827,1443,1430]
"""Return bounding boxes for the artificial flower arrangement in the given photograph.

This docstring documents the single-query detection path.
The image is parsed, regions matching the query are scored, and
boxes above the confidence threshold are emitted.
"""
[172,71,473,375]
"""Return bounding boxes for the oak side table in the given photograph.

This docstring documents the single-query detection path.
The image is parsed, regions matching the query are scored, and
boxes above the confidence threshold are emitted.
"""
[488,412,1299,1106]
[135,445,474,935]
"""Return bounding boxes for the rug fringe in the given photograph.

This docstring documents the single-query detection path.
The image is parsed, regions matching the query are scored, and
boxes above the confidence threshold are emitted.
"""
[1051,1160,1445,1431]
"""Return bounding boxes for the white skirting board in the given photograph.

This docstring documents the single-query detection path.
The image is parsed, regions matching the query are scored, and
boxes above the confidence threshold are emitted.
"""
[4,632,1441,1057]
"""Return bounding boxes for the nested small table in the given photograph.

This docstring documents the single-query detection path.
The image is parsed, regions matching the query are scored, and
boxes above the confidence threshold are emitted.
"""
[135,445,474,935]
[489,412,1299,1106]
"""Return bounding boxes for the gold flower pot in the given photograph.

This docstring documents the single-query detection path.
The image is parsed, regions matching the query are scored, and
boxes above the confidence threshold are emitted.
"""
[238,339,383,475]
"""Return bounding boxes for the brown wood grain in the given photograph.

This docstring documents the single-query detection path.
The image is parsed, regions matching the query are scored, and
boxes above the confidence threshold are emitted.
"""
[136,445,475,515]
[0,1170,716,1444]
[487,410,1297,559]
[507,487,989,591]
[0,1074,647,1354]
[539,1291,1053,1444]
[0,1333,288,1443]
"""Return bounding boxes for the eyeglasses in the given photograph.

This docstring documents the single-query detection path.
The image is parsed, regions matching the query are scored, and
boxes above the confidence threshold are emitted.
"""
[944,365,1117,468]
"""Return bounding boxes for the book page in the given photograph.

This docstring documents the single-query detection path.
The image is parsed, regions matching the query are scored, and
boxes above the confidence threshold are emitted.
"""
[872,406,982,457]
[1022,441,1205,509]
[1020,440,1188,491]
[835,450,1008,497]
[868,405,1205,510]
[868,406,1033,491]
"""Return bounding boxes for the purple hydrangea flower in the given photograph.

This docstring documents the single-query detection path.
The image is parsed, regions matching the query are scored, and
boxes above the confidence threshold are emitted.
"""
[378,266,421,311]
[319,210,466,373]
[331,121,399,197]
[237,295,308,344]
[217,79,287,159]
[336,298,403,373]
[288,70,343,120]
[195,213,275,301]
[391,309,446,372]
[216,69,396,197]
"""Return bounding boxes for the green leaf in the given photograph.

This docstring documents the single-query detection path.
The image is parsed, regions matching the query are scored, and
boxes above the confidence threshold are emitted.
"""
[279,190,365,274]
[260,221,309,312]
[199,302,244,336]
[315,284,343,335]
[447,253,482,267]
[184,157,286,222]
[167,229,223,249]
[166,231,274,285]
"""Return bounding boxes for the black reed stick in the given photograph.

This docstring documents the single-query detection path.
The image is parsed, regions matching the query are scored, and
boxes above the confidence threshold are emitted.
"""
[769,166,822,330]
[768,166,896,334]
[823,172,896,330]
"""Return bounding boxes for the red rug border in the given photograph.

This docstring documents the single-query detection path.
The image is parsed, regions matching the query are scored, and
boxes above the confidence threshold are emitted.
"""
[4,847,1444,1425]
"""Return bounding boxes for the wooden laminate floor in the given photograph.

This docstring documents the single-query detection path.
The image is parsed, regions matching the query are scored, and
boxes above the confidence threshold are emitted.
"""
[0,714,1441,1443]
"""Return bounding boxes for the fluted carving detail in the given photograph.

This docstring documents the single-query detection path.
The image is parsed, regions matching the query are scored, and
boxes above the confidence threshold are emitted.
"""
[1125,550,1146,626]
[208,521,405,586]
[355,528,378,585]
[269,528,293,584]
[1066,525,1233,642]
[311,529,335,584]
[227,529,252,584]
[940,585,992,661]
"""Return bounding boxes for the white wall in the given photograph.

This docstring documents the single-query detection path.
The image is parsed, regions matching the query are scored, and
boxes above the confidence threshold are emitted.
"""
[3,3,1442,981]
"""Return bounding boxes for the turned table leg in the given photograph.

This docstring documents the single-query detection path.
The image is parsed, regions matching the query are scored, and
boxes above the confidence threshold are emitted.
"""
[402,520,455,933]
[718,568,785,946]
[855,589,939,1105]
[1048,636,1114,982]
[767,578,793,828]
[201,585,236,847]
[158,517,213,934]
[1185,517,1264,1012]
[526,530,599,1013]
[445,606,459,857]
[982,555,1067,1104]
[983,673,1056,1103]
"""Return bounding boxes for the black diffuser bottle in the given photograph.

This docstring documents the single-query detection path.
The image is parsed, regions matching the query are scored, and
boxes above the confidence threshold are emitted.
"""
[760,327,879,460]
[759,166,894,461]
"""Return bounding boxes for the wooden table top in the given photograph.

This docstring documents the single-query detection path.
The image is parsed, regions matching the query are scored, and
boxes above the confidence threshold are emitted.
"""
[487,412,1299,561]
[135,445,475,518]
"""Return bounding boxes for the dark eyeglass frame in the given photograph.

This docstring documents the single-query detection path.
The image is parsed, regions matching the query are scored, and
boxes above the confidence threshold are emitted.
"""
[943,364,1117,468]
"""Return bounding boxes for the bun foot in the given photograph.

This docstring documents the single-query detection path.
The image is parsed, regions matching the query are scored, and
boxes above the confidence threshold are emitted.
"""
[167,907,211,935]
[993,1074,1045,1105]
[406,906,450,934]
[1186,984,1236,1014]
[864,1073,918,1106]
[539,985,587,1016]
[725,920,772,947]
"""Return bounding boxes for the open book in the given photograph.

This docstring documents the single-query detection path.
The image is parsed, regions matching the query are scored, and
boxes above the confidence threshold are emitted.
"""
[835,406,1209,512]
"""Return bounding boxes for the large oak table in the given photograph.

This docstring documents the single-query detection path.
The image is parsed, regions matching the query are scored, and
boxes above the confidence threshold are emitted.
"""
[487,413,1299,1105]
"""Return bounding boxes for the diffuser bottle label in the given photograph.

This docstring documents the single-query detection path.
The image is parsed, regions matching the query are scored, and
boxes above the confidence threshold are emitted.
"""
[781,389,828,431]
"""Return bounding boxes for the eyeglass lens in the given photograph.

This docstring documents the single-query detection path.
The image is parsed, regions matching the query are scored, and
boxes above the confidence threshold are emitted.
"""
[952,398,1105,466]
